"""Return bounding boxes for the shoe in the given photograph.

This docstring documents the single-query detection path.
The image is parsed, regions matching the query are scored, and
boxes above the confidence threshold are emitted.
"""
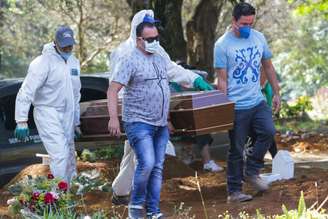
[245,175,269,192]
[227,191,253,203]
[111,193,129,206]
[147,212,164,219]
[129,205,144,219]
[203,160,224,172]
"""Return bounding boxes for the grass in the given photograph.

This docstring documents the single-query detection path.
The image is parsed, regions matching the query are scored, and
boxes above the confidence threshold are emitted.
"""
[275,117,328,134]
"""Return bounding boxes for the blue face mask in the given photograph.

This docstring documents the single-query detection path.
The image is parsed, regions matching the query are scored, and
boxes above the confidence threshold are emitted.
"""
[59,51,72,61]
[239,26,251,39]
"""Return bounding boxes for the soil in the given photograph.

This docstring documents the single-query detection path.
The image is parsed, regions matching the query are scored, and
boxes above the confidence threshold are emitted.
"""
[1,135,328,218]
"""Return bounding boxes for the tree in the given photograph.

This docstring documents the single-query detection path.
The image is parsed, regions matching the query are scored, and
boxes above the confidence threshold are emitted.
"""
[186,0,226,80]
[126,0,187,61]
[0,0,130,77]
[290,0,328,20]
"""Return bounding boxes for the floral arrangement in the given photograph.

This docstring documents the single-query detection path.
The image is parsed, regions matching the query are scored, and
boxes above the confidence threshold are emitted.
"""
[7,170,111,218]
[7,173,75,217]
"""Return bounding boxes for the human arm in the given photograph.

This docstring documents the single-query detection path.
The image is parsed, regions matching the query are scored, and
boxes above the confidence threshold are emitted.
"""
[14,57,49,141]
[15,57,49,123]
[159,46,212,90]
[107,82,124,137]
[215,68,228,94]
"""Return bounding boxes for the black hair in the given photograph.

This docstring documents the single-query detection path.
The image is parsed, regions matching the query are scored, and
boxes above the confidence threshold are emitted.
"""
[136,22,156,37]
[232,2,256,21]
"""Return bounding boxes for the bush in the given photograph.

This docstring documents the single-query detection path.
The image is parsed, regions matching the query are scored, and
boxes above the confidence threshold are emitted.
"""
[279,96,313,119]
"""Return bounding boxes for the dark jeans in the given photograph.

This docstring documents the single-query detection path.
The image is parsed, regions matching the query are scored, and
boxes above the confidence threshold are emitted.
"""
[123,122,169,217]
[227,101,275,194]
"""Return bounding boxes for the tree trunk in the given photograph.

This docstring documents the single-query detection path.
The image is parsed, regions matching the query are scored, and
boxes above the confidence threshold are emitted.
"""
[127,0,187,61]
[186,0,224,81]
[150,0,186,61]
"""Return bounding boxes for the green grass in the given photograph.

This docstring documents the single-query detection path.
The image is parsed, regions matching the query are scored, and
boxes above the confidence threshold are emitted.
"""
[275,118,328,133]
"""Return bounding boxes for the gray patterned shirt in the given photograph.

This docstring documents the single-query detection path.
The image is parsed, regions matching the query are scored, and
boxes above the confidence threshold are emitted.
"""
[111,47,170,126]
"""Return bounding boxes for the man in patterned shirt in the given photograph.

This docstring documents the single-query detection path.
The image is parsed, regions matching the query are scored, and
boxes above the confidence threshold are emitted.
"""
[107,16,173,219]
[214,2,281,203]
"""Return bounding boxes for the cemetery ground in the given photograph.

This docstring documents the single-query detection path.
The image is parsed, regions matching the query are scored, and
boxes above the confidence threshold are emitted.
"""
[1,120,328,218]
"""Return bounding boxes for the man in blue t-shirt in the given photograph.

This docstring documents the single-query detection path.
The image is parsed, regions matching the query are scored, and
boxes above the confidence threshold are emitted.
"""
[214,2,281,203]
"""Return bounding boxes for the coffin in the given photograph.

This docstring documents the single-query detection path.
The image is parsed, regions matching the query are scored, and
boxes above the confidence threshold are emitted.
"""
[79,90,234,141]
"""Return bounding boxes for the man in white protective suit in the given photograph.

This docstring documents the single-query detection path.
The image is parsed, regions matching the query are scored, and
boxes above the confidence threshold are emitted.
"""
[14,26,81,184]
[109,10,217,207]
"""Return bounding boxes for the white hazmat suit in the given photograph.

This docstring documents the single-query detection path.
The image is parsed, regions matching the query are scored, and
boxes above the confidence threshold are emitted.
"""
[15,42,81,183]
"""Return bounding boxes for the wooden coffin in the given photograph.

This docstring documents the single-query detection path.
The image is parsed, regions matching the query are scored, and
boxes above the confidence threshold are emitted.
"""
[79,90,234,140]
[169,90,234,135]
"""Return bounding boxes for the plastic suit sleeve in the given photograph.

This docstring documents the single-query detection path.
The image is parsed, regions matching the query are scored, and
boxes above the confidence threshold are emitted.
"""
[158,47,198,88]
[167,61,199,88]
[73,64,82,127]
[15,57,49,123]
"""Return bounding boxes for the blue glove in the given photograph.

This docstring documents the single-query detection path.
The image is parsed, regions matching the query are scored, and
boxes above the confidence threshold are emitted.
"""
[193,77,213,91]
[74,126,82,139]
[14,122,30,142]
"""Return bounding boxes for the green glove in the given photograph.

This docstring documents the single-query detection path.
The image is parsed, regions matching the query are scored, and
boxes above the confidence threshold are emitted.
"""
[14,122,30,142]
[193,77,213,91]
[263,82,273,107]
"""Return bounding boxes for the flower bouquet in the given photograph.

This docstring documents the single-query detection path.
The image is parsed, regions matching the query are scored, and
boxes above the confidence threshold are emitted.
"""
[7,173,75,218]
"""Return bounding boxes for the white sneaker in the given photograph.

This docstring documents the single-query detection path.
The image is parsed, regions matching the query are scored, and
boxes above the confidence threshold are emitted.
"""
[203,160,223,172]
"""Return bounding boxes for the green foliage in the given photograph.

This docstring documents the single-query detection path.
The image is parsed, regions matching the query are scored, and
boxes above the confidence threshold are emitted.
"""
[71,170,111,195]
[0,0,130,77]
[279,96,313,119]
[275,118,325,134]
[94,145,124,160]
[80,149,97,163]
[274,1,328,99]
[289,0,328,19]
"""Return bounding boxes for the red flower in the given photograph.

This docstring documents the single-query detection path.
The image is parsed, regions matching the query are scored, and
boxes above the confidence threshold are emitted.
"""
[44,192,55,204]
[32,191,40,201]
[58,181,68,191]
[47,173,54,179]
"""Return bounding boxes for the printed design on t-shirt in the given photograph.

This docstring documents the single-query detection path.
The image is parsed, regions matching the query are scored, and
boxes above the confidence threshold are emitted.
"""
[233,46,261,84]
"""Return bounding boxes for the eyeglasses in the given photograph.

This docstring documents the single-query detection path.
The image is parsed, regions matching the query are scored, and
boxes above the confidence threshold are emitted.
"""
[142,35,159,43]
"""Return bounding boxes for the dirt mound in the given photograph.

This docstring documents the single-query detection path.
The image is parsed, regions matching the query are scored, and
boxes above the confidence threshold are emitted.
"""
[4,156,193,188]
[276,133,328,154]
[4,160,119,189]
[163,156,195,179]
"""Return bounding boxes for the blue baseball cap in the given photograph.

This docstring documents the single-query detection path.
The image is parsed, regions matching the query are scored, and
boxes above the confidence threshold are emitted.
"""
[143,14,160,24]
[55,26,76,48]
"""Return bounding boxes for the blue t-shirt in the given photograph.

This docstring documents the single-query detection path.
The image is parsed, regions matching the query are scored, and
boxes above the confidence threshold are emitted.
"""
[214,29,272,110]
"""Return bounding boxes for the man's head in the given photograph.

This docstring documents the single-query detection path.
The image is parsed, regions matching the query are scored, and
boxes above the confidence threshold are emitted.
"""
[232,2,256,38]
[135,14,160,55]
[54,26,75,54]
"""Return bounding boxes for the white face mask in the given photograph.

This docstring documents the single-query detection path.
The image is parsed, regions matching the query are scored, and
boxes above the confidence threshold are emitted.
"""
[144,40,160,54]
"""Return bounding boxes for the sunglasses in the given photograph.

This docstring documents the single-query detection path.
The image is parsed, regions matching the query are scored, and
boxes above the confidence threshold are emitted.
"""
[142,35,159,43]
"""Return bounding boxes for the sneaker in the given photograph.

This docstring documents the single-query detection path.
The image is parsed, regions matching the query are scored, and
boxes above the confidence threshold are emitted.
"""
[245,175,269,192]
[203,160,224,172]
[147,212,164,219]
[227,191,253,203]
[111,193,129,206]
[129,205,144,219]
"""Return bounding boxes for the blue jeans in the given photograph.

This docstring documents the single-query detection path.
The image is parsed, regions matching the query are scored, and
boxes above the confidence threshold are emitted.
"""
[227,101,275,194]
[123,122,169,218]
